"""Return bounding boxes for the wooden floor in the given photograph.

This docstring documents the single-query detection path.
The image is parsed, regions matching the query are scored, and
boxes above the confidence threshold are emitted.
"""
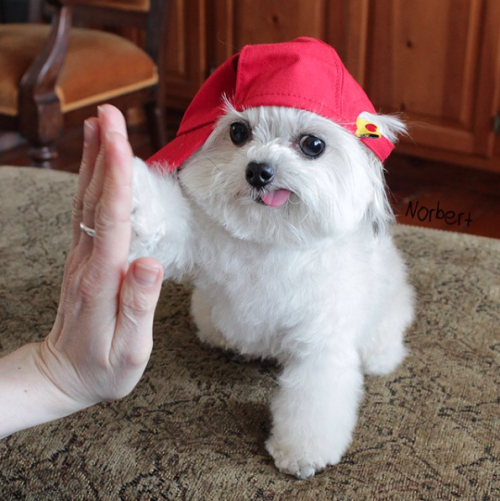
[1,124,499,240]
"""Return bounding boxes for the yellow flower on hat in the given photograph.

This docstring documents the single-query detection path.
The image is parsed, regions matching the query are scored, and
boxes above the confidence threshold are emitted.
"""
[355,117,381,139]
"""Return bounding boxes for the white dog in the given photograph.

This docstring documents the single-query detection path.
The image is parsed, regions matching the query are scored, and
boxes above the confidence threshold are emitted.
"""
[129,38,414,479]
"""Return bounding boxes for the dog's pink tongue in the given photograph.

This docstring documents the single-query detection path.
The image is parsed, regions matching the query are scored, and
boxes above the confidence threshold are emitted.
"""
[261,189,291,207]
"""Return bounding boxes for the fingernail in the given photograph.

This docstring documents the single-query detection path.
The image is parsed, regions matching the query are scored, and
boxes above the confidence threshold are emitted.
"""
[83,120,96,145]
[134,262,160,286]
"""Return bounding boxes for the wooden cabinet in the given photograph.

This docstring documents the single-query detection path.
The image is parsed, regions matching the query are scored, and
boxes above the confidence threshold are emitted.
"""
[210,0,334,62]
[164,0,500,172]
[163,0,208,109]
[361,0,500,172]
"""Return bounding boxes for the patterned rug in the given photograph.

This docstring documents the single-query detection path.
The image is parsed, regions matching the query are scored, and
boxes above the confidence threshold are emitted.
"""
[1,166,499,500]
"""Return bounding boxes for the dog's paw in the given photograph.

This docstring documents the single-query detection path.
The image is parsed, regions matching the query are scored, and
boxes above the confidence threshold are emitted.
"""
[362,338,407,376]
[265,436,337,479]
[196,325,228,350]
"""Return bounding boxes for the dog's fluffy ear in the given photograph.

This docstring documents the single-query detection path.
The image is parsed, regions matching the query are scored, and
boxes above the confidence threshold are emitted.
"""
[361,112,407,143]
[361,113,407,237]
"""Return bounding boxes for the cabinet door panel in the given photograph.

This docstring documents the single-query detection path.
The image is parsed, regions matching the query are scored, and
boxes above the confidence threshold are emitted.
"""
[213,0,327,64]
[165,0,207,108]
[364,0,498,157]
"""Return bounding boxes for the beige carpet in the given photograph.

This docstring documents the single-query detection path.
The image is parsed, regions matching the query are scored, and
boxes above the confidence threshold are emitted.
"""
[0,166,499,500]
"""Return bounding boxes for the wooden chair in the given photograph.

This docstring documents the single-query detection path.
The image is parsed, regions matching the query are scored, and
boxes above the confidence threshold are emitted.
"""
[0,0,170,167]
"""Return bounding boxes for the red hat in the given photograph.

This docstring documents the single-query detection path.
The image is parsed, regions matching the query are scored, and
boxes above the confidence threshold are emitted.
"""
[147,37,394,171]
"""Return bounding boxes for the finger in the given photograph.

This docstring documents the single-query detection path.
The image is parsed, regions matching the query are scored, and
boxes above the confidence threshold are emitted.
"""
[81,105,128,233]
[87,130,134,288]
[71,118,100,249]
[57,118,101,328]
[112,259,163,372]
[98,104,129,139]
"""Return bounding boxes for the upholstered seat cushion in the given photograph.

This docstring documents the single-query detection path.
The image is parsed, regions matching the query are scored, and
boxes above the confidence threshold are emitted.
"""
[0,24,158,116]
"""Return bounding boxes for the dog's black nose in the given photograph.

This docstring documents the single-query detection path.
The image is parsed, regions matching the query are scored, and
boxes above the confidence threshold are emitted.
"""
[245,162,275,188]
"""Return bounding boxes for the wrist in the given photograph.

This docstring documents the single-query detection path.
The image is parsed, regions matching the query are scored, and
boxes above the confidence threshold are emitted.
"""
[0,343,86,439]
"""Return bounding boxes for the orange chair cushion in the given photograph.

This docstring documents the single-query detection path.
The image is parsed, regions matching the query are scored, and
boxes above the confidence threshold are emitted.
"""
[0,24,158,116]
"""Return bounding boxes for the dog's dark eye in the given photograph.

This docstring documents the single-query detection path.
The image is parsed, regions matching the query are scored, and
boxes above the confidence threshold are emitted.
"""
[299,135,325,158]
[230,122,250,146]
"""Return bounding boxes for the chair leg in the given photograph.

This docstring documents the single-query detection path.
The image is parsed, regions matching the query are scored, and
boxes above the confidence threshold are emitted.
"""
[27,142,58,169]
[144,100,167,152]
[19,99,62,169]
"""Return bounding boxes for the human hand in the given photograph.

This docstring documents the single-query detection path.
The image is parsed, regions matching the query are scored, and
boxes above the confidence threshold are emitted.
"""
[34,105,163,409]
[0,105,164,439]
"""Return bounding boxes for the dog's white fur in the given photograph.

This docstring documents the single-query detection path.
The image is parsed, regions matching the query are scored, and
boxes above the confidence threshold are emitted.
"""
[130,105,414,479]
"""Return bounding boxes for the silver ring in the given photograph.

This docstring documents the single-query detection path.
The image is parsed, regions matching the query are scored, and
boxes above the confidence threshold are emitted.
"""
[80,222,96,237]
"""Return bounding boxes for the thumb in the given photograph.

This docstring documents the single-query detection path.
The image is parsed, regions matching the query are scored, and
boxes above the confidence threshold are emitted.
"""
[113,258,164,367]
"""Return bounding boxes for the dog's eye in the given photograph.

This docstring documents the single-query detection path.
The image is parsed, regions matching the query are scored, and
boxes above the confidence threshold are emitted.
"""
[230,122,250,146]
[299,135,325,158]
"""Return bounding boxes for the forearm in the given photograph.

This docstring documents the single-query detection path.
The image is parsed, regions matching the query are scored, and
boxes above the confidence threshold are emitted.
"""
[0,343,82,439]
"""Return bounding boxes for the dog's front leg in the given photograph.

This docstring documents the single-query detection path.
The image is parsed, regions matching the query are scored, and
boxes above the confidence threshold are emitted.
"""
[129,158,194,280]
[266,347,363,479]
